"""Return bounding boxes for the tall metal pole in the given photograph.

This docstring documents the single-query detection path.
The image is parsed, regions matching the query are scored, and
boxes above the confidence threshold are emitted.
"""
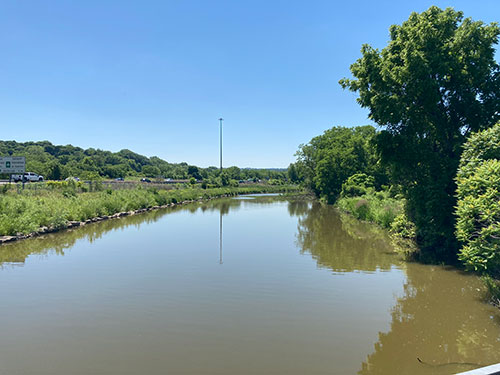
[219,118,223,171]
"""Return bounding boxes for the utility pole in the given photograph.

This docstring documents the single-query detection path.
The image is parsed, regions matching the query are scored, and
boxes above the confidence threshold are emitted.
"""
[219,118,223,171]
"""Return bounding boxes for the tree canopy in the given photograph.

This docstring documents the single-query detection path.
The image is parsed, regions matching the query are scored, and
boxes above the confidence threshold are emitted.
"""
[0,140,287,181]
[340,6,500,260]
[293,125,387,203]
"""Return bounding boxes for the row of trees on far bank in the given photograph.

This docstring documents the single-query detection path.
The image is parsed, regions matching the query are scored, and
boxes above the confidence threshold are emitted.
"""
[0,140,287,183]
[290,6,500,270]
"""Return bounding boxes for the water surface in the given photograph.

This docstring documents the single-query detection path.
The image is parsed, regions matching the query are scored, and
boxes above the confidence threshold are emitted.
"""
[0,196,499,374]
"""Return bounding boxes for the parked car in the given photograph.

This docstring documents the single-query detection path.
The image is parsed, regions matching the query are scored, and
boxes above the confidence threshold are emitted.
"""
[115,177,124,181]
[12,172,44,182]
[140,178,151,183]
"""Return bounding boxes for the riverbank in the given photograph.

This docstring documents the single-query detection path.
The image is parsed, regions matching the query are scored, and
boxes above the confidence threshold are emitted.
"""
[334,188,419,253]
[0,184,301,243]
[334,188,500,308]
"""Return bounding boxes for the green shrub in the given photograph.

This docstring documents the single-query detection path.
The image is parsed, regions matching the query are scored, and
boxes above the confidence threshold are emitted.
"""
[375,205,398,228]
[337,188,403,230]
[340,173,375,198]
[353,199,371,220]
[390,213,416,240]
[341,184,367,198]
[456,123,500,275]
[456,160,500,273]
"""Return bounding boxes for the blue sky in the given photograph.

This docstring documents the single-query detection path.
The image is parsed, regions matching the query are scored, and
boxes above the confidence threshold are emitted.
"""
[1,0,498,167]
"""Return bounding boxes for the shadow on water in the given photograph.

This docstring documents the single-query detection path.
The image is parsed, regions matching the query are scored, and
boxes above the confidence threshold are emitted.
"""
[292,200,500,375]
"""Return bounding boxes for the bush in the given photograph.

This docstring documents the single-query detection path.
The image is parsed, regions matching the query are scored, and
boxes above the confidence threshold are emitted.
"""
[340,173,375,198]
[456,160,500,274]
[353,199,371,220]
[456,123,500,275]
[337,192,402,229]
[390,213,416,240]
[375,205,398,228]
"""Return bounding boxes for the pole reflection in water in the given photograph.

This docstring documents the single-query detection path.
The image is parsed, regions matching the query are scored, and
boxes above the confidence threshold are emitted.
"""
[219,210,223,264]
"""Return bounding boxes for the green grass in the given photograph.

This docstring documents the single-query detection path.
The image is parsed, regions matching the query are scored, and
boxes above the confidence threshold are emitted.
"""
[0,184,301,236]
[336,189,421,259]
[336,190,403,229]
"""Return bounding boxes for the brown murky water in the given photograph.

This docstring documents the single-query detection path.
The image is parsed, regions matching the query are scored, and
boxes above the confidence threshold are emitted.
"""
[0,195,498,374]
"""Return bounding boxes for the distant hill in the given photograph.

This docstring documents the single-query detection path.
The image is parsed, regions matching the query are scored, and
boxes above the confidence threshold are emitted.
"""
[0,140,287,181]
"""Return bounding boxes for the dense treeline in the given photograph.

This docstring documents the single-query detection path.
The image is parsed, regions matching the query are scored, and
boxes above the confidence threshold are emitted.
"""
[290,6,500,275]
[0,140,287,182]
[291,125,388,203]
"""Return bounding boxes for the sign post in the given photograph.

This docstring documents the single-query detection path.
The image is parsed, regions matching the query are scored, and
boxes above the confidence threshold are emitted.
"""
[0,157,26,185]
[0,156,26,174]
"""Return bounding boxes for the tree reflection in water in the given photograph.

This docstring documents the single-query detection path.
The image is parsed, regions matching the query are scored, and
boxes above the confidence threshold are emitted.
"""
[293,200,500,375]
[0,208,170,267]
[0,195,283,268]
[295,201,398,273]
[358,263,500,375]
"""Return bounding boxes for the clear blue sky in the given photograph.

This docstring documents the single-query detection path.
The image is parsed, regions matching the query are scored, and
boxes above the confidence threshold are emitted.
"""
[1,0,498,167]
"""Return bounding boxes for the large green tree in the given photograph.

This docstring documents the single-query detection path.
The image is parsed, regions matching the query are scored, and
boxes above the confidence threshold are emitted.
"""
[295,125,386,203]
[340,6,500,261]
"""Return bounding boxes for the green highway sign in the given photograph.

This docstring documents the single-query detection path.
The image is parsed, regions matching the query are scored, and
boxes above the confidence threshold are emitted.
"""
[0,156,26,174]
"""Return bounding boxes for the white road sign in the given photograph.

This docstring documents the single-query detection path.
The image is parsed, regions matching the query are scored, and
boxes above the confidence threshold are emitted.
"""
[0,156,26,174]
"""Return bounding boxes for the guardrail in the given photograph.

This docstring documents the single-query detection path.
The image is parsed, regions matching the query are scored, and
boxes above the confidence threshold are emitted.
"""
[455,363,500,375]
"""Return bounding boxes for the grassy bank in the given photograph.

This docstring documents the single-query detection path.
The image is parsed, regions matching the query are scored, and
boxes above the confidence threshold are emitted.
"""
[333,175,418,258]
[337,192,419,256]
[0,183,301,236]
[336,190,403,230]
